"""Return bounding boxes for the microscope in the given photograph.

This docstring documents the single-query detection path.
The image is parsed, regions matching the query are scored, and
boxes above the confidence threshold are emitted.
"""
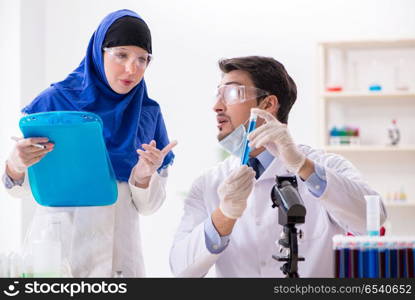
[270,175,307,278]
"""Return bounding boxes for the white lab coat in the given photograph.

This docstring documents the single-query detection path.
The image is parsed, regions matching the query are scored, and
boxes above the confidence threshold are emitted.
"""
[5,166,167,277]
[170,145,387,277]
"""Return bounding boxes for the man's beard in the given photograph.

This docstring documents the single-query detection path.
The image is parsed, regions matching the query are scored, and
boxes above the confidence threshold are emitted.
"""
[217,124,235,142]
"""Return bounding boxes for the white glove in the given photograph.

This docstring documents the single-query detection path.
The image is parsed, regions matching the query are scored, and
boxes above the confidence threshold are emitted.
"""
[248,108,306,174]
[218,165,256,219]
[7,137,53,174]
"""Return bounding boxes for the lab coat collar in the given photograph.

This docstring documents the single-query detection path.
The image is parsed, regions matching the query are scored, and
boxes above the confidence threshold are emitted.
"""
[256,155,294,182]
[227,150,297,182]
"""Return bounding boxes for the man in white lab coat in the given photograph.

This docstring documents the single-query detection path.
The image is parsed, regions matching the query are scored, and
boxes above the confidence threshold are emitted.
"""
[169,56,387,277]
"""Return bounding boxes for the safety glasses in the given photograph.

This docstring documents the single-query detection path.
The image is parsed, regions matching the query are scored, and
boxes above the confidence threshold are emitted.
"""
[214,84,270,105]
[103,47,152,69]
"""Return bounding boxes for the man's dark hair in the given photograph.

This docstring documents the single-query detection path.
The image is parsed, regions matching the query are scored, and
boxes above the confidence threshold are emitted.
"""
[218,56,297,124]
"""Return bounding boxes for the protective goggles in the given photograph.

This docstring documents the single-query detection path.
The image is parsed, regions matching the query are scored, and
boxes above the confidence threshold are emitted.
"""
[215,84,270,105]
[103,47,152,69]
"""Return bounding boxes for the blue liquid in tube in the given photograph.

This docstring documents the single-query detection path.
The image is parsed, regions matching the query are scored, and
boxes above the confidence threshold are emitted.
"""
[241,113,258,165]
[358,247,365,278]
[368,247,379,278]
[384,246,391,278]
[343,247,351,278]
[390,247,398,278]
[362,242,371,278]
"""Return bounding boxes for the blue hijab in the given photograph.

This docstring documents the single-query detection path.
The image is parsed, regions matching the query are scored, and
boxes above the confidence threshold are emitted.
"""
[22,9,174,182]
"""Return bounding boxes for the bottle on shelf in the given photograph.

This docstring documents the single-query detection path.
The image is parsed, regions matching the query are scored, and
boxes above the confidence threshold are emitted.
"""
[329,127,340,145]
[329,126,360,146]
[326,48,344,92]
[387,119,400,146]
[8,252,22,278]
[386,187,408,204]
[368,59,382,92]
[399,186,407,203]
[394,58,409,92]
[21,252,33,278]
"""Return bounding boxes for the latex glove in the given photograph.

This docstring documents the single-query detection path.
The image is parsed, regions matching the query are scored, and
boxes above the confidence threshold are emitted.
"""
[133,140,178,184]
[7,137,54,175]
[248,108,306,174]
[218,165,256,219]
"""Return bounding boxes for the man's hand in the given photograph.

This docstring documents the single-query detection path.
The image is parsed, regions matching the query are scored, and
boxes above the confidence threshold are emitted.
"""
[132,140,177,188]
[248,108,306,174]
[218,165,256,219]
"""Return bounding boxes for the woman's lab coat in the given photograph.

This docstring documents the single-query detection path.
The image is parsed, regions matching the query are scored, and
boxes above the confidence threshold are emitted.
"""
[170,145,387,277]
[5,167,167,277]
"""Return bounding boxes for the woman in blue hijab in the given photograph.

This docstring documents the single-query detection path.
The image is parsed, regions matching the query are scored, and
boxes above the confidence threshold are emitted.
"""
[4,9,176,277]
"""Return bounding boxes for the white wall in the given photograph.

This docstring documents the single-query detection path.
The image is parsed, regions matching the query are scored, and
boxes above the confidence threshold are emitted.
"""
[0,0,22,253]
[0,0,46,254]
[1,0,414,276]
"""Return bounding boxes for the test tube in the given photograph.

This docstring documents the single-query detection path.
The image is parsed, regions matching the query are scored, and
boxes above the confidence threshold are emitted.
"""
[356,237,363,278]
[404,238,414,278]
[378,238,387,278]
[390,238,398,278]
[397,240,408,278]
[366,236,379,278]
[352,236,363,278]
[343,237,352,278]
[410,238,415,278]
[241,112,258,165]
[383,237,392,278]
[361,238,371,278]
[333,235,342,278]
[350,239,359,278]
[365,195,380,236]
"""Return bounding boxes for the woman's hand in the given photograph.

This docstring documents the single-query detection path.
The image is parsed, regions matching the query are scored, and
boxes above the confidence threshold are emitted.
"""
[132,140,177,188]
[6,137,55,181]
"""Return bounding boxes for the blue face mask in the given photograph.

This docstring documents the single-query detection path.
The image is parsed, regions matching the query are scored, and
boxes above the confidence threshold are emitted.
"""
[218,101,270,158]
[218,124,247,158]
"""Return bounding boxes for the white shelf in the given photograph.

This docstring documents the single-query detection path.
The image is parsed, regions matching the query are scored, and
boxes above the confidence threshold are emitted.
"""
[319,39,415,49]
[323,145,415,153]
[322,92,415,100]
[385,202,415,208]
[318,40,415,236]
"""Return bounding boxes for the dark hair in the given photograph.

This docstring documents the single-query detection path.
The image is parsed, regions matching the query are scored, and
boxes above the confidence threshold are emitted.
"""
[218,56,297,124]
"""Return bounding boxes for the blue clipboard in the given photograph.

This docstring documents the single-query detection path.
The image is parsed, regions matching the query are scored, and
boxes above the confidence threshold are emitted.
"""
[19,111,118,207]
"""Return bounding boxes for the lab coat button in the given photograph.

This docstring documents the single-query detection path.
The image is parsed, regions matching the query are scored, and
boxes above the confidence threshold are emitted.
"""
[260,261,266,267]
[256,220,261,226]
